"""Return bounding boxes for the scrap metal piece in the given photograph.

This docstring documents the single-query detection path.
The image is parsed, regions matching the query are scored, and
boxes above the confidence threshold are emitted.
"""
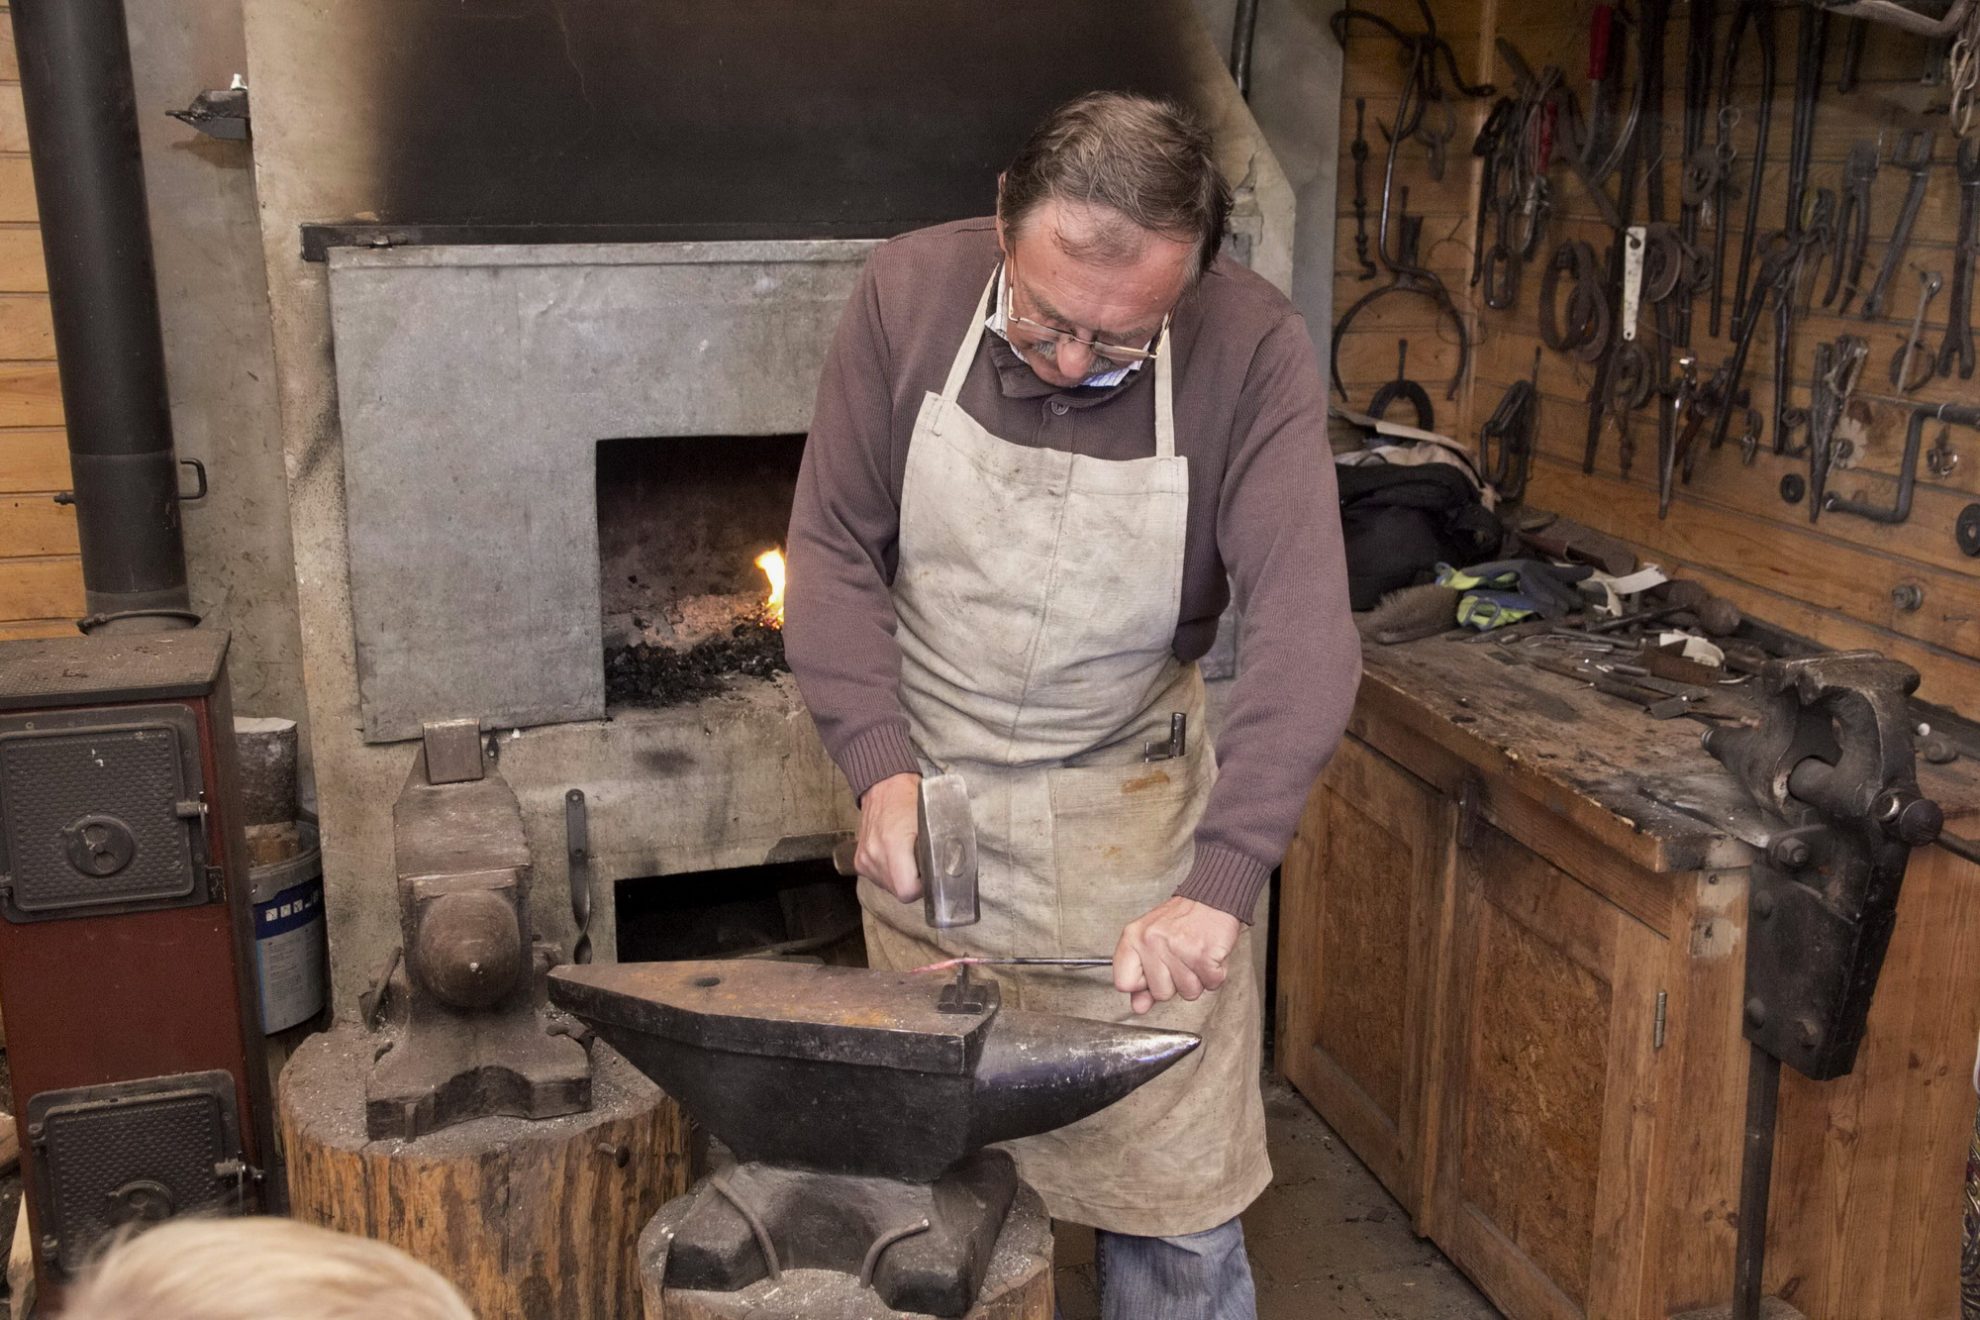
[548,959,1199,1182]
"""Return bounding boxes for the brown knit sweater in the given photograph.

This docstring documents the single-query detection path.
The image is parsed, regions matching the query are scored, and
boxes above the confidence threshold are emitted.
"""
[783,219,1359,922]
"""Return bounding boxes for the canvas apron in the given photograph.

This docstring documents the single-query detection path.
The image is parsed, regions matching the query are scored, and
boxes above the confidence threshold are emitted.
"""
[859,273,1271,1238]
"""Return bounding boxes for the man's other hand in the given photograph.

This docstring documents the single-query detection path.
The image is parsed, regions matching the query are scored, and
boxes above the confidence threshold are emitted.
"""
[855,773,922,903]
[1114,896,1240,1016]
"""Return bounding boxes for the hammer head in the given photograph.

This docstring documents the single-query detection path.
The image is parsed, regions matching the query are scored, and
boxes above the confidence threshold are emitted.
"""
[916,773,979,929]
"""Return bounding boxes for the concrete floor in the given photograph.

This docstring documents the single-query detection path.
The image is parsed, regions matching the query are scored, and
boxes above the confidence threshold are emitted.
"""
[1053,1079,1500,1319]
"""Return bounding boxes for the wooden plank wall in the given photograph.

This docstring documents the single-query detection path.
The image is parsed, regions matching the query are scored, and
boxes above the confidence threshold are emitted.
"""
[0,8,77,641]
[1336,0,1980,723]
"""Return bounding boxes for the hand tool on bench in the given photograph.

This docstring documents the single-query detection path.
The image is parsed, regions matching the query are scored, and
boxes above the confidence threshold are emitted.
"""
[1936,138,1980,380]
[1860,130,1936,320]
[832,772,979,929]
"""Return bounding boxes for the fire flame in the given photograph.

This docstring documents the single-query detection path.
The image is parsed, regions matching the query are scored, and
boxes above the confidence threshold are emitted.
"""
[755,549,786,627]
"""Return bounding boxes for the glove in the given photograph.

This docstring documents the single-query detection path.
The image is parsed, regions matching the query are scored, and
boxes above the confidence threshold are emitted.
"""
[1437,559,1594,631]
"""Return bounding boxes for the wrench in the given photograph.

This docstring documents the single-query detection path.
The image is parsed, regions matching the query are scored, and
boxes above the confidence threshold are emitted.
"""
[1936,138,1980,380]
[1892,269,1945,392]
[1861,131,1937,321]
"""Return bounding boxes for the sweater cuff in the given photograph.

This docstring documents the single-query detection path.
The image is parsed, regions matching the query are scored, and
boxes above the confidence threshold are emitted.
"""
[836,722,923,801]
[1174,843,1272,925]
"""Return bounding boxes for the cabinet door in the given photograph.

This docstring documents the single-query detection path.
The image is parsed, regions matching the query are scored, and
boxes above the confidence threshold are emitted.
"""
[1275,734,1452,1218]
[1424,820,1666,1320]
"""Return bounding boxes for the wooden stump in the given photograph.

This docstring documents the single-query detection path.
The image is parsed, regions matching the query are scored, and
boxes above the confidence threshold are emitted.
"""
[639,1181,1053,1320]
[280,1023,689,1320]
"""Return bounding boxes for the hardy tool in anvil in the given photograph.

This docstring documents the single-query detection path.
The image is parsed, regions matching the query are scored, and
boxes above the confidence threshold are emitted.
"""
[548,959,1198,1316]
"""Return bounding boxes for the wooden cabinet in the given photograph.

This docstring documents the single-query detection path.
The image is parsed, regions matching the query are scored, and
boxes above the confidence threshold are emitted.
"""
[1276,735,1450,1218]
[1425,821,1665,1320]
[1276,640,1980,1320]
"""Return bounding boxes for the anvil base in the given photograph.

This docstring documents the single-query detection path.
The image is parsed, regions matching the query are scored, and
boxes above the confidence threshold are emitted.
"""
[658,1151,1019,1318]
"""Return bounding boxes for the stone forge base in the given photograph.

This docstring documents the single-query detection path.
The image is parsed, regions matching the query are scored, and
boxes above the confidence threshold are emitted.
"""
[280,1024,690,1320]
[639,1176,1052,1320]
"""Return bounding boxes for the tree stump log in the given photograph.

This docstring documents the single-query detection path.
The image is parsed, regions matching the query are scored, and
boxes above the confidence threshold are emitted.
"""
[280,1023,689,1320]
[640,1181,1053,1320]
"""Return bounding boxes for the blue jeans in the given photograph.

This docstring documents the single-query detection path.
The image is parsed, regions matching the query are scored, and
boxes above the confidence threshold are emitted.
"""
[1090,1218,1258,1320]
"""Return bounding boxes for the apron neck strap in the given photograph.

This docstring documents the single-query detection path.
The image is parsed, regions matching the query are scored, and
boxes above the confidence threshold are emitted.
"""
[941,272,998,403]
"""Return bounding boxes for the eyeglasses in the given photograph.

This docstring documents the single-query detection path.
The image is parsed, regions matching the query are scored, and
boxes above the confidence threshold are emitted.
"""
[1002,259,1164,370]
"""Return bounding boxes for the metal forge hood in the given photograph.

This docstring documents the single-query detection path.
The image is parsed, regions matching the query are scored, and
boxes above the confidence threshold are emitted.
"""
[548,959,1198,1182]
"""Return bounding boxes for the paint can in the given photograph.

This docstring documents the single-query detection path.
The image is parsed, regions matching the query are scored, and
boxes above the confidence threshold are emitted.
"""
[250,820,326,1033]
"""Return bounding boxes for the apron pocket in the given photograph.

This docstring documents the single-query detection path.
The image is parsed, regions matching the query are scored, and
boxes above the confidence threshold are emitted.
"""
[1045,751,1209,957]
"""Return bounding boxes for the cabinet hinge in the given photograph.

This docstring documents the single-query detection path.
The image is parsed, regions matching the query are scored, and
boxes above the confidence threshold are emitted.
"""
[1653,989,1668,1050]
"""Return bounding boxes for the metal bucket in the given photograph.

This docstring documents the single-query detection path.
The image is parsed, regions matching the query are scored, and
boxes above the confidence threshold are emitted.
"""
[249,820,326,1033]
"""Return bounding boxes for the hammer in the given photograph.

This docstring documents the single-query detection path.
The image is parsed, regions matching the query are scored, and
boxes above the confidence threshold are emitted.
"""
[832,772,979,929]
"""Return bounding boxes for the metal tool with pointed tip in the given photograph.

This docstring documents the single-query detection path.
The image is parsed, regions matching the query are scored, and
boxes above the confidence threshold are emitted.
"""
[549,958,1196,1181]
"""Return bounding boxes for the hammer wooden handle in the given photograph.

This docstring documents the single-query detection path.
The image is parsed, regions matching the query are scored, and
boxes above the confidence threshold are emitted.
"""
[832,837,858,876]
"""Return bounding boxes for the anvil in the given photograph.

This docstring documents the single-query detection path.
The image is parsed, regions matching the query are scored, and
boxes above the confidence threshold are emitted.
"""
[547,959,1198,1182]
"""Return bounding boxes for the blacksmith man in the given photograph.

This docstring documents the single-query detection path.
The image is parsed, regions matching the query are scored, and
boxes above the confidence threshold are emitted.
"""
[784,92,1358,1318]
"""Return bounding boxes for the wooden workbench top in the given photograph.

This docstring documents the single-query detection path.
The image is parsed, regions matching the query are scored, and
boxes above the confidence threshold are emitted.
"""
[1352,633,1980,877]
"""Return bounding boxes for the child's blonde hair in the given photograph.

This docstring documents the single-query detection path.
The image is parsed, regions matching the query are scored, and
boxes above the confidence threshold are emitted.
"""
[59,1216,476,1320]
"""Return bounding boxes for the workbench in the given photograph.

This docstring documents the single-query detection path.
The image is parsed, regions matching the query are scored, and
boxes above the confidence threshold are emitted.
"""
[1275,634,1980,1320]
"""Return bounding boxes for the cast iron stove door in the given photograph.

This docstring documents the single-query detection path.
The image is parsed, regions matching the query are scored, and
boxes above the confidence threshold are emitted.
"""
[0,705,212,921]
[26,1071,244,1277]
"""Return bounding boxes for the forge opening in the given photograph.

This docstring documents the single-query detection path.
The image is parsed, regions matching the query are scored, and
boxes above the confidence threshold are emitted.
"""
[596,434,806,707]
[614,859,866,965]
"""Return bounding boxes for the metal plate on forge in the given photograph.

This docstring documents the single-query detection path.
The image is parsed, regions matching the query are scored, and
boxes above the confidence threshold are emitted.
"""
[0,706,209,922]
[27,1071,243,1277]
[549,959,995,1075]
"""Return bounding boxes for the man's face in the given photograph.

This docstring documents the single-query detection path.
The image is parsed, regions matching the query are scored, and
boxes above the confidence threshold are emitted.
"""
[996,199,1196,390]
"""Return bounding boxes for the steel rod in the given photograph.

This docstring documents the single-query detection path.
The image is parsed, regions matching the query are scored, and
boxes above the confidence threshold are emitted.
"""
[1733,1044,1783,1320]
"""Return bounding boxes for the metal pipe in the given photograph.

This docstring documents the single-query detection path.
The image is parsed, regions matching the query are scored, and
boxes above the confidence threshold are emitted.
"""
[9,0,192,629]
[1230,0,1261,100]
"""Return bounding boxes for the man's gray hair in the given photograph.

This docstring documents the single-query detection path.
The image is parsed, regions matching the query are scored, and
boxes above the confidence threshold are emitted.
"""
[998,92,1232,276]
